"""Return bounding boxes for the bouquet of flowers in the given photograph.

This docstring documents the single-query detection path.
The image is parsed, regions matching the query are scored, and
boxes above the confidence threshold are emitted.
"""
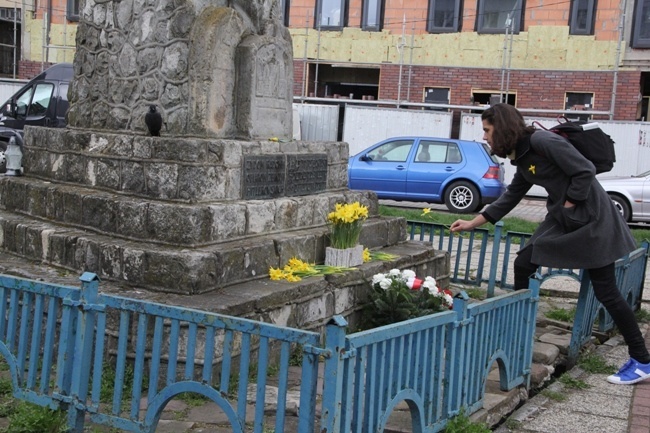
[362,268,453,329]
[327,201,369,249]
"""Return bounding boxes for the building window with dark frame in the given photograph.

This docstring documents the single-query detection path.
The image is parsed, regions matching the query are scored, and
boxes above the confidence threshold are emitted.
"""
[362,0,384,31]
[424,87,451,111]
[565,92,593,121]
[315,0,346,30]
[67,0,80,21]
[476,0,523,34]
[631,0,650,48]
[427,0,462,33]
[569,0,596,35]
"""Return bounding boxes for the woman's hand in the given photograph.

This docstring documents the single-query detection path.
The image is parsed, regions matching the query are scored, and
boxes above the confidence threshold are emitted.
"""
[450,214,487,233]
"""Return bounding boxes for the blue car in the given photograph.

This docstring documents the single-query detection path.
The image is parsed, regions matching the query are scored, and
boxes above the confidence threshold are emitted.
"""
[348,136,506,213]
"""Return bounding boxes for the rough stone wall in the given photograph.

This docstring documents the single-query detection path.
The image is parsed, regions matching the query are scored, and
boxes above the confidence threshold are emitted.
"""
[68,0,293,139]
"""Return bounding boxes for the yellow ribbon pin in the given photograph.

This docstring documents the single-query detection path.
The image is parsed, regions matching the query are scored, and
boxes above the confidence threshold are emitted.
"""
[528,164,536,174]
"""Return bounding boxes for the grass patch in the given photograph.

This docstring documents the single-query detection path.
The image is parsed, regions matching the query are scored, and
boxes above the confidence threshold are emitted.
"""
[464,288,487,300]
[2,401,67,433]
[558,374,590,389]
[380,207,650,247]
[635,308,650,323]
[541,389,567,401]
[578,353,617,374]
[176,392,210,407]
[544,306,576,323]
[443,409,491,433]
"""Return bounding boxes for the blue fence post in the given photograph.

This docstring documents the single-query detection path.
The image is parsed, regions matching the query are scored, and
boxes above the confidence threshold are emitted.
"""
[487,222,504,298]
[320,315,348,433]
[445,292,470,417]
[67,272,103,432]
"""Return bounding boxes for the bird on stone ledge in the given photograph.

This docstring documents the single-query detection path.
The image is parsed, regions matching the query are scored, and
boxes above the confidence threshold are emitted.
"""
[145,105,163,137]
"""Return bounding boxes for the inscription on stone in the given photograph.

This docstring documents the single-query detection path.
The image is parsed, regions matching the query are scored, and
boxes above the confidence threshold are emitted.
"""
[243,155,286,199]
[286,154,328,196]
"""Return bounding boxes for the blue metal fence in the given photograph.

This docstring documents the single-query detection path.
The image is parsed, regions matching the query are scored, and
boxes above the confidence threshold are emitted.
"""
[0,270,540,433]
[407,219,650,366]
[0,227,647,432]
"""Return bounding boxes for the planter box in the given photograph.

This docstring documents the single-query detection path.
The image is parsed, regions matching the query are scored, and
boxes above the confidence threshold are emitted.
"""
[325,245,364,267]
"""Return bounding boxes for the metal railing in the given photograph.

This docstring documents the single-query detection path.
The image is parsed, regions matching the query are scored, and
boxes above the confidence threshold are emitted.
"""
[407,219,650,365]
[0,230,647,431]
[0,271,539,432]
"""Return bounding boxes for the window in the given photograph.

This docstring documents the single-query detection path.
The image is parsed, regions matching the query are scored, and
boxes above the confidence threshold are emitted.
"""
[631,0,650,48]
[427,0,462,33]
[416,141,462,163]
[476,0,523,34]
[67,0,80,21]
[471,90,516,106]
[315,0,346,30]
[424,87,450,111]
[569,0,596,35]
[362,0,384,31]
[565,92,593,121]
[367,140,413,162]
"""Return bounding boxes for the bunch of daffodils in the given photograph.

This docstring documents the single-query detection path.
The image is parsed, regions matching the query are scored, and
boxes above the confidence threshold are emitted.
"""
[327,202,369,249]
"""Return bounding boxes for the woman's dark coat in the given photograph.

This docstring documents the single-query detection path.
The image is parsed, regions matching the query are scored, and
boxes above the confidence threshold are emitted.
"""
[482,129,636,269]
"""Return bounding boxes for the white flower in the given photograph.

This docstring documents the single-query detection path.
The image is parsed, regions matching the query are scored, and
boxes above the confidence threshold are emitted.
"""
[422,280,438,294]
[401,269,416,280]
[388,268,401,277]
[372,273,385,285]
[443,293,454,306]
[379,278,392,290]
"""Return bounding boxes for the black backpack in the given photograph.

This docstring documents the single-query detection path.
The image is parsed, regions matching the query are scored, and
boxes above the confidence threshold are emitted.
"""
[533,117,616,174]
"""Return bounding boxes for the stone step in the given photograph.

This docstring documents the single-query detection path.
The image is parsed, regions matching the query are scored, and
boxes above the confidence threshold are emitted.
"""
[24,128,349,202]
[0,209,406,294]
[0,176,378,246]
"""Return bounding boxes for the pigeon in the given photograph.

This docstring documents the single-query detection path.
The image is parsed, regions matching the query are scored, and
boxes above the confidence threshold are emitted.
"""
[144,105,163,137]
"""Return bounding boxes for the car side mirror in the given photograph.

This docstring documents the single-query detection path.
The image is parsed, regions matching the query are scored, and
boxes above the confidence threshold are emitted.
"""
[360,154,371,162]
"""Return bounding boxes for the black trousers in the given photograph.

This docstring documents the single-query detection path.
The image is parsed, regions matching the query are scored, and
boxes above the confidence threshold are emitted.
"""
[514,245,650,362]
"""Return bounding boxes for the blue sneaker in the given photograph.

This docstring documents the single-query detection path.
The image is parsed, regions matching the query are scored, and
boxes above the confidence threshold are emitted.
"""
[607,358,650,385]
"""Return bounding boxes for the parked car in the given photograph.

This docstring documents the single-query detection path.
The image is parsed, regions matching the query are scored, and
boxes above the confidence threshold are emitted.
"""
[348,136,506,213]
[598,169,650,223]
[0,62,73,172]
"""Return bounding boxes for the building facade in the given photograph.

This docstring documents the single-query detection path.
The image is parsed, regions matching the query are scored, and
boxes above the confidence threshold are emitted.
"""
[3,0,650,121]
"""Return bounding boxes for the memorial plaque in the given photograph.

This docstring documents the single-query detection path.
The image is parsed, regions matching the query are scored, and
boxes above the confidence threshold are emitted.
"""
[242,155,286,199]
[286,154,328,196]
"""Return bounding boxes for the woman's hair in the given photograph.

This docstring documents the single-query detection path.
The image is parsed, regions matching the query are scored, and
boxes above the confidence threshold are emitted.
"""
[481,103,535,157]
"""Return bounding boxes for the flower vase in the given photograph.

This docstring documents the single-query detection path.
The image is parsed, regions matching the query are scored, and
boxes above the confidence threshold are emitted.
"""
[325,244,364,267]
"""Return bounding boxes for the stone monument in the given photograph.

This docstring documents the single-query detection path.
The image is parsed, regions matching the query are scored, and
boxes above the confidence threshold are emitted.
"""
[0,0,447,326]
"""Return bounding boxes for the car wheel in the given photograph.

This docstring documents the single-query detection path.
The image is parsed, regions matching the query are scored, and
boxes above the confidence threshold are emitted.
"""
[608,193,631,222]
[445,181,480,213]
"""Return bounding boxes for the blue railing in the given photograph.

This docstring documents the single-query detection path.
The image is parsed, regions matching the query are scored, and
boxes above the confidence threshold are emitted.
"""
[0,271,539,433]
[0,231,646,432]
[407,219,650,366]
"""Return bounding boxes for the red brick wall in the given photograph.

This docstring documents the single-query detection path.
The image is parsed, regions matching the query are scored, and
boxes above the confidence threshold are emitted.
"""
[378,64,640,120]
[17,60,56,80]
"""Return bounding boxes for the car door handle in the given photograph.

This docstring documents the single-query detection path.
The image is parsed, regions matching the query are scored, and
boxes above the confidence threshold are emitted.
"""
[396,165,406,170]
[445,166,455,171]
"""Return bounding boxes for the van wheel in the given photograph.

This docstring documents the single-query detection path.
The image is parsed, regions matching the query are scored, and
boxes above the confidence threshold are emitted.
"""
[445,181,480,213]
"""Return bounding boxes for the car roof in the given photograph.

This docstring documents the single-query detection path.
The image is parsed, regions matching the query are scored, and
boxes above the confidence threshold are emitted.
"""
[32,63,73,82]
[376,136,481,145]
